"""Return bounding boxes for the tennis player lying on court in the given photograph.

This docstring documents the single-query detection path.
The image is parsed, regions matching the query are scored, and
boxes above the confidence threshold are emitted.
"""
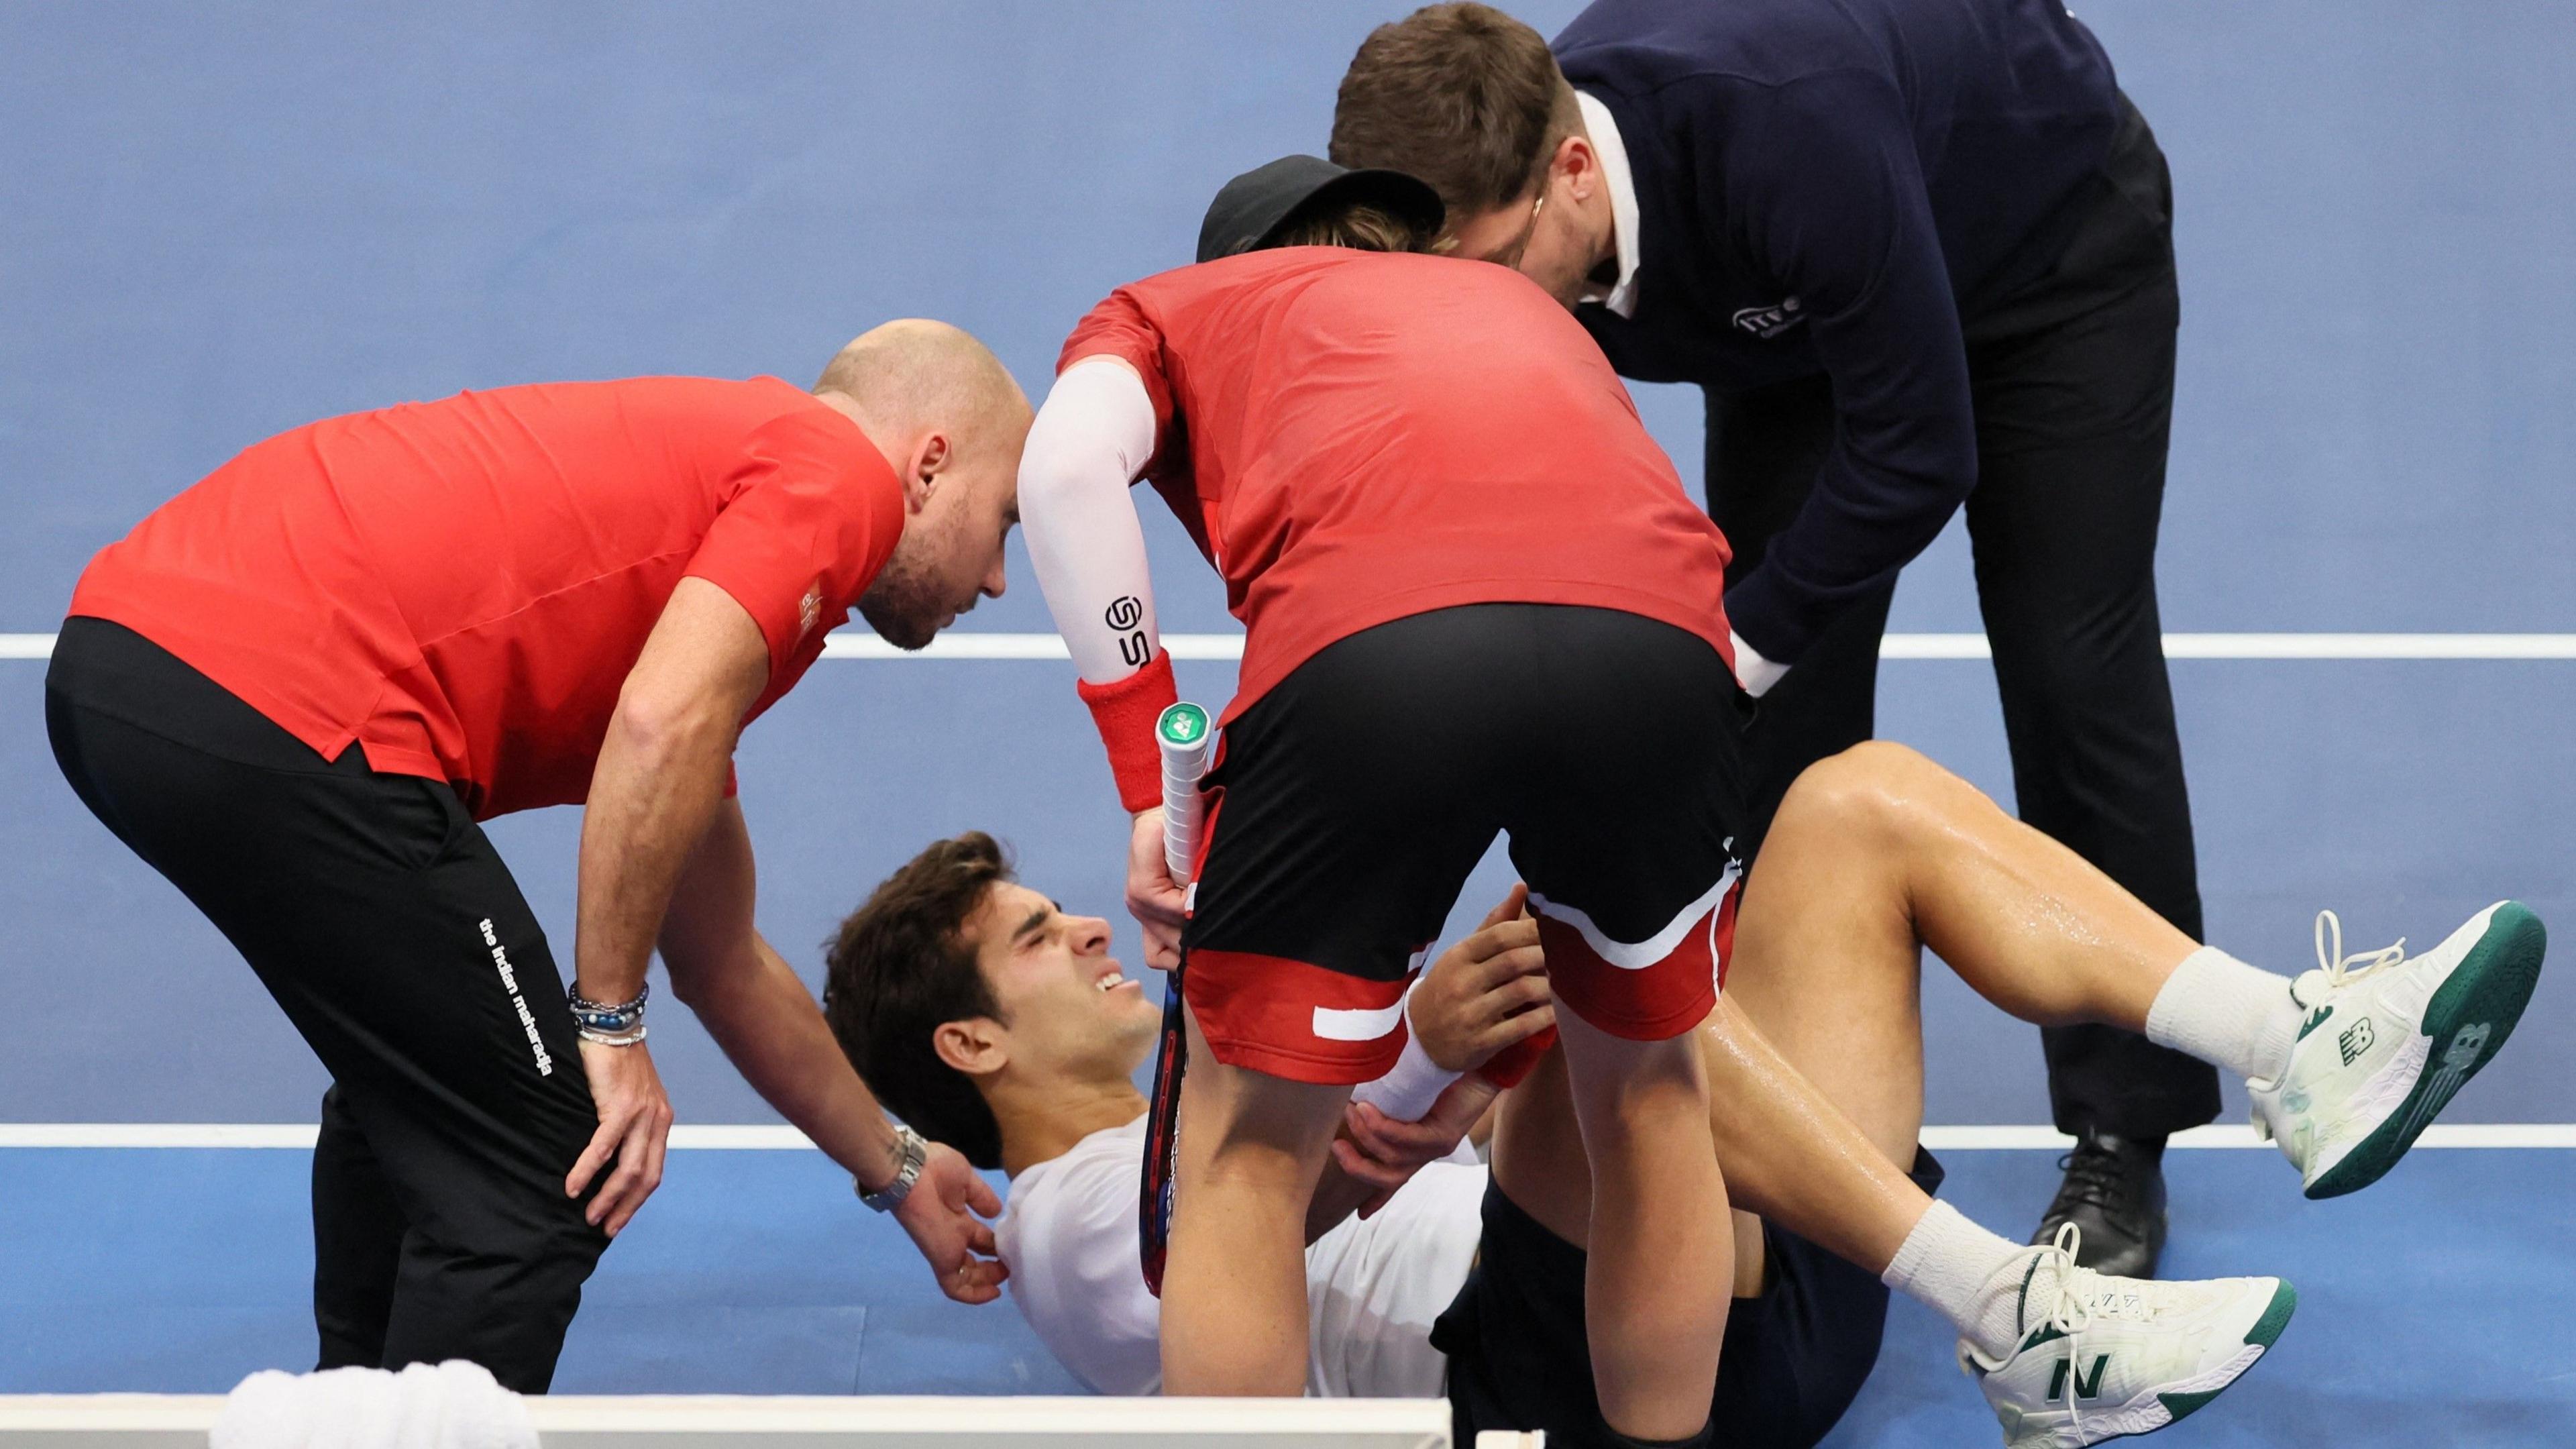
[822,740,2544,1449]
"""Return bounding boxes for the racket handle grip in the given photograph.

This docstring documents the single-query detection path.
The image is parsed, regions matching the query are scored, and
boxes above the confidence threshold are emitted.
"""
[1156,703,1214,885]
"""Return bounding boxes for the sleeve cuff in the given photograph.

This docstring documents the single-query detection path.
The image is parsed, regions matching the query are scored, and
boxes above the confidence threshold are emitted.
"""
[1729,630,1789,698]
[1075,650,1181,813]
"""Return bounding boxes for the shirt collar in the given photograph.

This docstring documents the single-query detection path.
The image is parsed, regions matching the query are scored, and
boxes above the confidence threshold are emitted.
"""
[1573,89,1642,318]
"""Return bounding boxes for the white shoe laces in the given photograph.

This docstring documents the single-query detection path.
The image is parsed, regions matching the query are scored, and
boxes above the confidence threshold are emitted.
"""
[2039,1222,2095,1438]
[1968,1222,2179,1436]
[2315,910,2408,989]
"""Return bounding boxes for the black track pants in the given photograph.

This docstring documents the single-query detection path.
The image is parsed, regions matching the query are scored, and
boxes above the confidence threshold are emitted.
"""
[46,617,608,1391]
[1703,99,2221,1139]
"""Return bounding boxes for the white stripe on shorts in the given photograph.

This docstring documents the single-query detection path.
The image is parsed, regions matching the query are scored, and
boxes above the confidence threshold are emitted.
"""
[1312,1000,1407,1042]
[1526,859,1742,971]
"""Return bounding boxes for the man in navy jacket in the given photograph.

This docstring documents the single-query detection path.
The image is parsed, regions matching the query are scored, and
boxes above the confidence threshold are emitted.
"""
[1333,0,2213,1275]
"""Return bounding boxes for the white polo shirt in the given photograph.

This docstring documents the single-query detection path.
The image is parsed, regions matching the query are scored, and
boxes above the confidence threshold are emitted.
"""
[994,1114,1489,1397]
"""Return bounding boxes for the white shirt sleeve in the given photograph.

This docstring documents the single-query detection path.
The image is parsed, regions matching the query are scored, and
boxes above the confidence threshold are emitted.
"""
[1729,627,1789,698]
[1018,358,1165,685]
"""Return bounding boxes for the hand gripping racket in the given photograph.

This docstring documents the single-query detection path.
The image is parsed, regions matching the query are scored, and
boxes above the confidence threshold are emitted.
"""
[1140,700,1212,1296]
[1155,701,1214,887]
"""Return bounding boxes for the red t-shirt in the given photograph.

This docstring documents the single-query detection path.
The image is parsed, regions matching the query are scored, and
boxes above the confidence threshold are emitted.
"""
[1058,248,1734,718]
[70,376,904,818]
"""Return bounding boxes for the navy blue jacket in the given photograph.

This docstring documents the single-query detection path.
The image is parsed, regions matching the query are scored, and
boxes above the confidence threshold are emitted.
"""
[1554,0,2125,663]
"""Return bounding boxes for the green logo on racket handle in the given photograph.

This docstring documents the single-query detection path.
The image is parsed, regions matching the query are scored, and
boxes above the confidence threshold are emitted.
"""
[1157,702,1210,748]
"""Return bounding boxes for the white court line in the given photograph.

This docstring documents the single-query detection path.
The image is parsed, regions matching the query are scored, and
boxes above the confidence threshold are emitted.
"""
[8,630,2576,661]
[0,1393,1452,1445]
[4,1122,2573,1150]
[0,1124,813,1149]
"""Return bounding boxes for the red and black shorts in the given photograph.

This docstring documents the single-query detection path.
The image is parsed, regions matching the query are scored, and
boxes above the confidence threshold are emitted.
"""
[1180,602,1748,1084]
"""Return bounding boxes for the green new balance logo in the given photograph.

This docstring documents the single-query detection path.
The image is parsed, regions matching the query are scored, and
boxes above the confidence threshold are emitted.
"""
[2049,1353,2110,1403]
[2297,1004,2334,1041]
[2337,1016,2376,1067]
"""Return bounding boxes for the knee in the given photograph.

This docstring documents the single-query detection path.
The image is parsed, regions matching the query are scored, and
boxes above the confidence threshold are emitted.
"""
[1180,1067,1346,1186]
[1556,1016,1711,1118]
[1777,741,1937,847]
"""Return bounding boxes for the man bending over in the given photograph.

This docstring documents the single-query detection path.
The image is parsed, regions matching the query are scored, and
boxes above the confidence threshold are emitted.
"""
[824,743,2542,1448]
[51,322,1028,1388]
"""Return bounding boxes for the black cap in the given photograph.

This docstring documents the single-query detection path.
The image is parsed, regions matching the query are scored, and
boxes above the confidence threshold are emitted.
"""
[1195,155,1446,266]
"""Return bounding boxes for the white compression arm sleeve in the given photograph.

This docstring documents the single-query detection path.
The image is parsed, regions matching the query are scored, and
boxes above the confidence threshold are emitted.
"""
[1020,358,1164,685]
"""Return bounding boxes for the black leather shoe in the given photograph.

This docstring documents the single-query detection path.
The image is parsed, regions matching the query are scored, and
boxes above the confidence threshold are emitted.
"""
[2031,1132,2169,1278]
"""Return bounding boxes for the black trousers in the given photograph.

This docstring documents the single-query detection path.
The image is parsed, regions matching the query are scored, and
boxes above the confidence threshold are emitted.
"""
[1706,103,2221,1140]
[46,618,607,1391]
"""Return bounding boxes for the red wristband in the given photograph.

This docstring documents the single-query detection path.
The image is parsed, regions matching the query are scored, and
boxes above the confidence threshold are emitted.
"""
[1076,650,1181,814]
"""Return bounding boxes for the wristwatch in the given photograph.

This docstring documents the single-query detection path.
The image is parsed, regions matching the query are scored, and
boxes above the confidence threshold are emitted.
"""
[857,1124,929,1212]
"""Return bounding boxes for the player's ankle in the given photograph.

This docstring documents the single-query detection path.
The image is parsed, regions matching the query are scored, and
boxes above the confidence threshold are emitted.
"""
[1880,1199,2029,1359]
[2146,945,2300,1083]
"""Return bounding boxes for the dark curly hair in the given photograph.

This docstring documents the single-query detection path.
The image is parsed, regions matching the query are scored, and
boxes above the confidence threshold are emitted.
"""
[821,833,1014,1169]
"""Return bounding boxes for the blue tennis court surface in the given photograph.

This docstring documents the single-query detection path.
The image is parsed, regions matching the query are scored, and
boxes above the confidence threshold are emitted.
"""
[3,0,2571,1442]
[8,1143,2570,1444]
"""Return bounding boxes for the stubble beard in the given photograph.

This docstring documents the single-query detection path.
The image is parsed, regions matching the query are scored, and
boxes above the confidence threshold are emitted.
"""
[857,541,947,652]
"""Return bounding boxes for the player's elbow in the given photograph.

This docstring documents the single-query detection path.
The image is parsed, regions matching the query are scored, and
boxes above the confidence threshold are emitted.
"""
[1013,439,1102,535]
[608,681,733,764]
[661,945,737,1013]
[662,951,714,1011]
[1017,383,1147,525]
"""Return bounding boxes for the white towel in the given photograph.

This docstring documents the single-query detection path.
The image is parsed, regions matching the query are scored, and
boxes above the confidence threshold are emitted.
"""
[211,1360,537,1449]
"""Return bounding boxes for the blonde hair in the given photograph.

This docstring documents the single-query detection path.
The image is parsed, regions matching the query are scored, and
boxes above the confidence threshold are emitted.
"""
[1256,201,1444,256]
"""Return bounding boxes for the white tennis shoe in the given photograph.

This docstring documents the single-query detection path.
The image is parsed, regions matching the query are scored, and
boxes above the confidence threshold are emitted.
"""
[2249,901,2546,1199]
[1962,1225,2295,1448]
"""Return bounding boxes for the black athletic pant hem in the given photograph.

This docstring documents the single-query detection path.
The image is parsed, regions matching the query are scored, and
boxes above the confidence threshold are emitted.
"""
[46,616,608,1392]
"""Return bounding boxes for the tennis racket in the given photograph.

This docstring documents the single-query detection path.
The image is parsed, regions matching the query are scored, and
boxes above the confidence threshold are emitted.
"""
[1156,701,1214,885]
[1139,701,1213,1297]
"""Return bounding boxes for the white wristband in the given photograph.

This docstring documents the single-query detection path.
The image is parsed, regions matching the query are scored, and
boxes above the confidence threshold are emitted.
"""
[1729,629,1789,698]
[1350,989,1463,1124]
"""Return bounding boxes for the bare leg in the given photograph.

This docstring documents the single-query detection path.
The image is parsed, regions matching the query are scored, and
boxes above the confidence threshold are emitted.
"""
[1693,995,1929,1276]
[1757,741,2200,1045]
[1555,1012,1730,1442]
[1482,739,2243,1415]
[1501,1005,1934,1279]
[1158,1005,1349,1395]
[1493,736,1956,1287]
[1499,738,2187,1289]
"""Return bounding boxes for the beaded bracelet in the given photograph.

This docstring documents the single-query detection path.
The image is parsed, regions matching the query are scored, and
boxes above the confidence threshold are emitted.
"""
[570,980,649,1046]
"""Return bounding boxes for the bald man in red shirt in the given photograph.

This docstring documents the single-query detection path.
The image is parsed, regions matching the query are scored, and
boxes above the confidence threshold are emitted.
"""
[46,321,1027,1391]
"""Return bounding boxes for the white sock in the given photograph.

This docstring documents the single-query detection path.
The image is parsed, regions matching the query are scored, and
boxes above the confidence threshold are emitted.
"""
[2145,945,2302,1085]
[1880,1200,2045,1361]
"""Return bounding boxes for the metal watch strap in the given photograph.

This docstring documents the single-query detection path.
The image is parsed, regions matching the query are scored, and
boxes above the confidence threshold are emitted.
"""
[857,1124,928,1212]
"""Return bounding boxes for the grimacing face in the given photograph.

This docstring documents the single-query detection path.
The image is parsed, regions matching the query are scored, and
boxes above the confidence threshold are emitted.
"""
[963,881,1159,1081]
